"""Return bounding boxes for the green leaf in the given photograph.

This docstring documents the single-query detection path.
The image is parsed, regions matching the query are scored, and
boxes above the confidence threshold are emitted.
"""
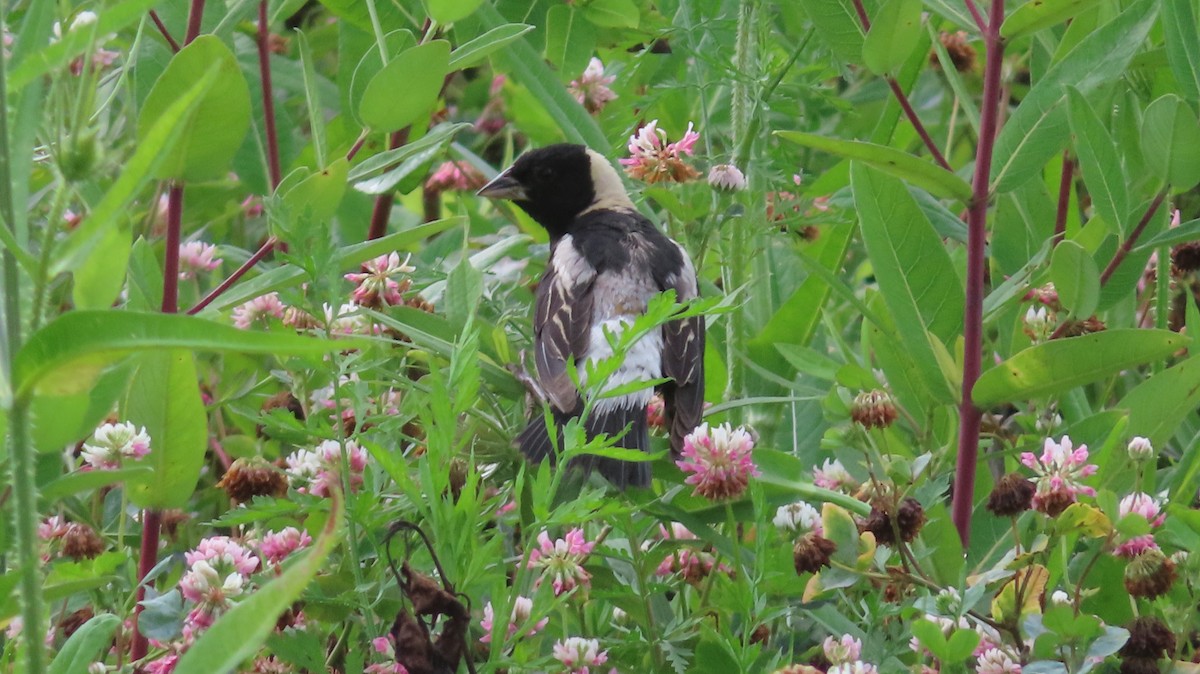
[123,351,207,510]
[281,158,349,224]
[545,5,597,78]
[348,30,416,126]
[1132,217,1200,252]
[799,0,867,63]
[911,620,950,660]
[862,0,922,75]
[360,41,451,132]
[13,311,366,401]
[349,124,471,195]
[202,219,460,313]
[54,70,215,276]
[852,163,962,400]
[48,613,121,674]
[919,503,963,586]
[777,132,972,202]
[583,0,640,28]
[173,494,341,674]
[477,5,609,150]
[31,363,131,453]
[72,223,131,310]
[1000,0,1104,40]
[1066,88,1129,235]
[973,329,1187,406]
[1118,354,1200,448]
[448,23,534,70]
[990,0,1159,193]
[445,254,483,330]
[138,36,252,182]
[1162,0,1200,102]
[425,0,485,23]
[1049,240,1100,317]
[993,182,1056,276]
[296,30,328,169]
[1140,94,1200,190]
[40,467,152,505]
[945,628,982,665]
[7,0,161,91]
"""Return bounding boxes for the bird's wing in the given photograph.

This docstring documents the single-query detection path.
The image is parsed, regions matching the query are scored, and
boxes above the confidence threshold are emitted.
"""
[660,242,705,456]
[533,238,596,414]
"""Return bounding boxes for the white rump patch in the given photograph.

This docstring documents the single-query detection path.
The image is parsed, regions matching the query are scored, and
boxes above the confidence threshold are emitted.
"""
[584,317,662,414]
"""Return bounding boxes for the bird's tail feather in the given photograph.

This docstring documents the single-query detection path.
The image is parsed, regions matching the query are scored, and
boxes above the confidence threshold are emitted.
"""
[516,406,650,489]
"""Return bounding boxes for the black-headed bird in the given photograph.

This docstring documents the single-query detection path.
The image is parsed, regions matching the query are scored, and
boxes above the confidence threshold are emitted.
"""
[477,144,705,489]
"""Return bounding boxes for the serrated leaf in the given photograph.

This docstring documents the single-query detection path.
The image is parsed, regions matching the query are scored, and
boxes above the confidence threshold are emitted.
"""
[972,329,1186,406]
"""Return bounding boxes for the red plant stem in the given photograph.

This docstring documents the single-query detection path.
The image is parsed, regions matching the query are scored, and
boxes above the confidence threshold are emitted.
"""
[256,1,282,190]
[345,132,369,162]
[951,0,1006,548]
[1053,152,1074,244]
[367,129,410,240]
[161,184,184,314]
[149,11,180,52]
[965,0,989,33]
[184,0,205,45]
[850,0,951,171]
[1098,192,1166,285]
[188,236,278,315]
[129,509,162,662]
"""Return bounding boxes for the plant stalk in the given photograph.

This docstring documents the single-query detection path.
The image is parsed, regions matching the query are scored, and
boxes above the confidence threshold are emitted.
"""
[367,129,410,240]
[256,0,282,190]
[149,10,180,52]
[1053,152,1074,244]
[185,0,206,45]
[188,235,278,314]
[951,0,1006,547]
[1098,192,1166,285]
[726,0,758,408]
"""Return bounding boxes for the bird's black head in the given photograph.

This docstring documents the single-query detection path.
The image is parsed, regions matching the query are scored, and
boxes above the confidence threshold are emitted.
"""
[477,144,631,238]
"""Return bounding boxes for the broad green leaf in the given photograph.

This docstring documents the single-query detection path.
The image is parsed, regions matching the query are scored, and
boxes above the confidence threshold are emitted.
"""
[72,223,131,310]
[426,0,485,23]
[13,311,366,400]
[203,219,460,313]
[123,351,207,509]
[40,467,153,504]
[583,0,640,28]
[1162,0,1200,102]
[992,565,1048,623]
[1000,0,1103,40]
[545,5,597,78]
[48,613,121,674]
[1118,354,1200,448]
[296,31,328,169]
[7,0,160,90]
[139,36,252,182]
[945,629,982,665]
[990,0,1158,193]
[1140,94,1200,190]
[477,5,609,150]
[994,181,1056,276]
[1055,502,1112,537]
[173,494,341,674]
[281,158,349,224]
[360,41,451,132]
[862,0,922,75]
[911,620,950,660]
[918,503,963,586]
[54,72,215,276]
[31,363,130,453]
[973,329,1186,406]
[448,23,534,70]
[1048,240,1100,317]
[1066,88,1129,235]
[348,30,416,126]
[1133,217,1200,252]
[799,0,867,63]
[853,164,962,400]
[777,132,972,202]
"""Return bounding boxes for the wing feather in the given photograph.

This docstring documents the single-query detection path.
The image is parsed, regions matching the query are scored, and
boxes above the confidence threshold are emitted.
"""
[660,243,705,456]
[533,238,596,414]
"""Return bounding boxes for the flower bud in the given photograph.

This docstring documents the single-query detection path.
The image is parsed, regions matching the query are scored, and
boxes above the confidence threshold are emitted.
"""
[1126,436,1155,462]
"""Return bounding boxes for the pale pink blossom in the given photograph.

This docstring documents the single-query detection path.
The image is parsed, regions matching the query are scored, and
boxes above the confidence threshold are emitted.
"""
[676,422,759,501]
[284,440,367,497]
[185,536,260,575]
[479,595,547,643]
[646,393,666,430]
[620,120,701,183]
[774,501,822,535]
[178,241,222,279]
[568,57,617,114]
[426,161,485,193]
[143,654,179,674]
[1020,436,1098,515]
[976,648,1022,674]
[366,635,410,674]
[39,516,69,540]
[527,528,595,596]
[828,662,878,674]
[707,164,747,191]
[1127,437,1154,461]
[813,458,856,492]
[81,421,151,470]
[345,252,414,307]
[252,655,292,673]
[1114,492,1167,557]
[232,293,286,329]
[259,527,313,566]
[553,637,610,674]
[823,635,862,665]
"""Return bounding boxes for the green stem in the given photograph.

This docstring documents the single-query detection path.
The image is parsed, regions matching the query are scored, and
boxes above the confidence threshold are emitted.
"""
[726,0,758,409]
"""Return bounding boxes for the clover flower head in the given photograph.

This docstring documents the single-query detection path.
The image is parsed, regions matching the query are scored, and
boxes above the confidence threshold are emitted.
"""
[479,595,547,643]
[1114,492,1167,558]
[620,119,701,184]
[426,161,485,193]
[976,648,1022,674]
[823,635,863,666]
[527,528,595,596]
[232,293,286,329]
[774,501,822,535]
[553,637,610,674]
[185,536,260,575]
[345,252,414,307]
[285,440,367,497]
[1127,436,1155,461]
[1020,435,1098,516]
[813,458,856,492]
[259,527,313,566]
[646,393,667,430]
[569,57,618,114]
[81,421,151,470]
[708,164,747,191]
[828,662,878,674]
[675,422,759,501]
[178,241,222,279]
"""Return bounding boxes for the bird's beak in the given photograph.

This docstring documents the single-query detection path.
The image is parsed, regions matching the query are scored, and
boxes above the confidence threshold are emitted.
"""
[476,170,528,201]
